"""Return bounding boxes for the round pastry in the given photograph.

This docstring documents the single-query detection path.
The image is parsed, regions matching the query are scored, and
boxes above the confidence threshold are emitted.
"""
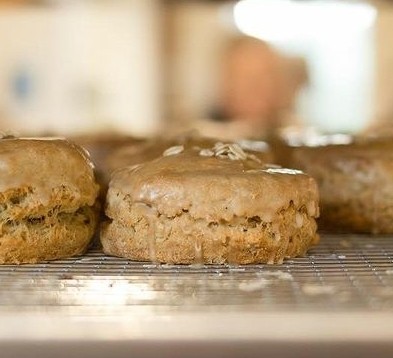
[288,136,393,234]
[101,142,319,264]
[0,138,99,264]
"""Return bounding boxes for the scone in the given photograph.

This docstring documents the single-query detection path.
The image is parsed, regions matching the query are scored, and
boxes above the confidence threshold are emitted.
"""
[101,142,319,264]
[70,133,143,198]
[288,136,393,234]
[0,138,99,264]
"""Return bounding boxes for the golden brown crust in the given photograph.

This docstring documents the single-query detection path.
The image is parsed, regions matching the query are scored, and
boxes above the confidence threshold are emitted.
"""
[102,145,319,264]
[0,138,100,264]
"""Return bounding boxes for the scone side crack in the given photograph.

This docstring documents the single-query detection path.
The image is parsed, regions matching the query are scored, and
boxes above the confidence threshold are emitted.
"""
[0,205,95,234]
[102,200,318,264]
[107,198,313,226]
[0,185,98,236]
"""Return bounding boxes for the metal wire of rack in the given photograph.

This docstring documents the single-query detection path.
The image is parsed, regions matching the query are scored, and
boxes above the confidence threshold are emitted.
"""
[0,234,392,312]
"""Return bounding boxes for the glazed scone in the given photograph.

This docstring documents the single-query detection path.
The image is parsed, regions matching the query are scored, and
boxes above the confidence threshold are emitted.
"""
[101,143,319,264]
[0,138,99,264]
[289,136,393,234]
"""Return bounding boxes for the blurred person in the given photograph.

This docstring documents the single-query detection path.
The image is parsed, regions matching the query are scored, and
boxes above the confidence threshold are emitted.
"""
[208,36,307,137]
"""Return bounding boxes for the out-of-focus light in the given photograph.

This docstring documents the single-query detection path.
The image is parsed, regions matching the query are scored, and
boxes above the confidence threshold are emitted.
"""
[233,0,377,42]
[62,279,156,306]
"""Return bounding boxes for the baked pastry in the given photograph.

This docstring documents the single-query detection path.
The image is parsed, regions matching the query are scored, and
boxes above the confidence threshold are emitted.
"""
[0,138,99,264]
[70,133,143,196]
[101,142,319,264]
[288,136,393,234]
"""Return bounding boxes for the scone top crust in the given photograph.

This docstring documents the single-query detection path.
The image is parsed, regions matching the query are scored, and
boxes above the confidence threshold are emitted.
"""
[107,135,273,174]
[286,134,393,160]
[0,138,99,207]
[108,143,319,223]
[293,135,393,155]
[292,137,393,175]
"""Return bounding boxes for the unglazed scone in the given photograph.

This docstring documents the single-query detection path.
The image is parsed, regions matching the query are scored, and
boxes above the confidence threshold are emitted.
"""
[0,138,99,264]
[70,133,143,198]
[101,142,319,264]
[288,136,393,234]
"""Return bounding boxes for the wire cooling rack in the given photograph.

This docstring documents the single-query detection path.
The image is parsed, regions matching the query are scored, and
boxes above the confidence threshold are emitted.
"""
[0,234,392,312]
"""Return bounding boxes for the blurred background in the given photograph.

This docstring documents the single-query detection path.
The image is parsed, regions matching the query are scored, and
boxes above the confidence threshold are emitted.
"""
[0,0,391,138]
